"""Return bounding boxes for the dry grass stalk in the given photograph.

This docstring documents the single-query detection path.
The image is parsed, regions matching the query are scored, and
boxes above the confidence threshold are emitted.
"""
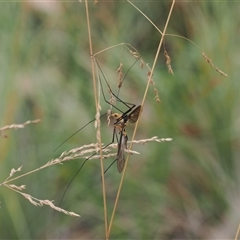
[116,62,123,88]
[125,46,161,103]
[3,180,80,217]
[128,48,161,102]
[164,49,174,75]
[131,136,172,144]
[9,166,23,178]
[202,52,228,77]
[12,185,80,217]
[235,223,240,240]
[95,103,103,158]
[127,0,163,35]
[8,184,26,191]
[19,135,170,219]
[107,109,112,126]
[0,119,41,138]
[106,1,175,238]
[85,150,140,161]
[49,136,170,164]
[109,90,116,107]
[147,69,161,103]
[0,135,172,204]
[140,58,144,69]
[85,1,108,234]
[94,43,161,104]
[0,72,171,220]
[129,50,140,59]
[1,166,24,183]
[84,137,172,160]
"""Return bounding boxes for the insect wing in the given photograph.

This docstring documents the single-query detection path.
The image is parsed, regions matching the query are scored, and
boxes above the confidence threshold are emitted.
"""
[128,105,141,123]
[117,131,128,173]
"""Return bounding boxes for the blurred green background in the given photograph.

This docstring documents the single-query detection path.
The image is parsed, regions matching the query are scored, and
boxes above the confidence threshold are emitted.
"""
[0,1,239,239]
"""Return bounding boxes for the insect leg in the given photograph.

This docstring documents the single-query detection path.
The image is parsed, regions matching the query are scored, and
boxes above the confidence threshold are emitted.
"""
[95,58,136,111]
[59,124,117,207]
[53,112,108,152]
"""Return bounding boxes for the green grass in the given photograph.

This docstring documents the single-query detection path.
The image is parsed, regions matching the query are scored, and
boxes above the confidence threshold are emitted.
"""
[0,1,239,239]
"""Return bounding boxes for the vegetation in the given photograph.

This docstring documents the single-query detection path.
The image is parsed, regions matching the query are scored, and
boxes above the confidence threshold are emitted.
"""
[0,1,238,239]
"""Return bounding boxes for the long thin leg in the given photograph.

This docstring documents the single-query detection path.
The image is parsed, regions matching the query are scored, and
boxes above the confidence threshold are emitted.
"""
[97,61,139,126]
[54,113,108,152]
[116,56,140,98]
[104,158,117,174]
[104,129,128,174]
[95,58,136,111]
[98,70,127,113]
[59,126,117,207]
[55,59,136,152]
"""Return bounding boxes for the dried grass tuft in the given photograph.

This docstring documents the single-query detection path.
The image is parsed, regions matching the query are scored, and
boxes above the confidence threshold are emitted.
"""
[202,52,228,77]
[164,49,174,75]
[0,119,41,138]
[147,69,161,103]
[49,136,171,164]
[4,182,80,217]
[127,47,161,102]
[8,184,26,191]
[116,62,123,88]
[9,166,23,178]
[1,133,172,216]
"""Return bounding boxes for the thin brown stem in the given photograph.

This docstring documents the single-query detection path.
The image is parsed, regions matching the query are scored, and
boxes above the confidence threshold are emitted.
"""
[107,1,176,238]
[235,223,240,240]
[84,0,108,237]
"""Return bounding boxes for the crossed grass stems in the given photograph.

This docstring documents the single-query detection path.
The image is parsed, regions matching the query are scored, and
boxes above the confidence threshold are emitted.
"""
[56,47,172,209]
[0,46,172,219]
[57,53,157,208]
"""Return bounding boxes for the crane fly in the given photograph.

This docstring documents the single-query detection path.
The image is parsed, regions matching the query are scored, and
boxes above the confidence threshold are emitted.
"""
[54,56,140,152]
[108,105,141,173]
[57,56,141,206]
